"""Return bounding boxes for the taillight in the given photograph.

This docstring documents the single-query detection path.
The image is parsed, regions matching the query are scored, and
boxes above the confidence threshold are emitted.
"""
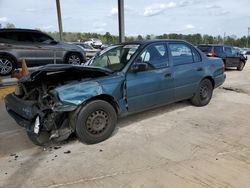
[207,52,217,57]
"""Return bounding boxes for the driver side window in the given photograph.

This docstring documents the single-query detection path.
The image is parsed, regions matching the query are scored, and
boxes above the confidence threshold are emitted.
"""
[136,43,169,69]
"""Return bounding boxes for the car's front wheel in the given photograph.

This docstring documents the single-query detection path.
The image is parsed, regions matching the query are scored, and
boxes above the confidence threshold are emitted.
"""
[237,61,245,71]
[65,53,83,65]
[0,55,16,76]
[190,79,213,107]
[76,100,117,144]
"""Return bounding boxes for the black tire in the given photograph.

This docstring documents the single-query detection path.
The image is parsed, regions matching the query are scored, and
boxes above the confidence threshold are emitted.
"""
[27,131,51,146]
[76,100,117,144]
[0,55,16,76]
[190,79,213,107]
[237,61,245,71]
[65,53,83,65]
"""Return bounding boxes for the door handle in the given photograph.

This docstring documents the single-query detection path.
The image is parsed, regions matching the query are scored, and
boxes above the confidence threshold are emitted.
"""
[165,73,172,78]
[196,67,203,71]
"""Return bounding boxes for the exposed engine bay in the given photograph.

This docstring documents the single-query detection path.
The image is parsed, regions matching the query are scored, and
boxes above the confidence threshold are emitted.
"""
[6,65,111,145]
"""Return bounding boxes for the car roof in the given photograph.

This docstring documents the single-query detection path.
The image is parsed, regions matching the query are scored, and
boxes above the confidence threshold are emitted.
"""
[121,39,188,46]
[0,28,43,33]
[198,44,232,47]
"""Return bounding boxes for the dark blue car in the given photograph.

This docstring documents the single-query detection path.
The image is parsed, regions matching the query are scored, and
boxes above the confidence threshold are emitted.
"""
[5,40,226,145]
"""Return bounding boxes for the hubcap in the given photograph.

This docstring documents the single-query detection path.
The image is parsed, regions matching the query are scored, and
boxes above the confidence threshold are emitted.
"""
[0,58,13,75]
[86,110,109,135]
[68,55,81,65]
[200,85,209,100]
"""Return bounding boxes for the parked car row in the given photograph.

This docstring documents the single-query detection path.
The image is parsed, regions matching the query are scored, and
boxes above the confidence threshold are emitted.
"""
[197,44,247,71]
[5,39,226,145]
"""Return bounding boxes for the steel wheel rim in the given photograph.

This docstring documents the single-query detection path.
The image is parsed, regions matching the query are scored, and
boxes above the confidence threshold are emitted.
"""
[68,55,81,65]
[86,110,109,135]
[0,58,13,74]
[200,84,209,100]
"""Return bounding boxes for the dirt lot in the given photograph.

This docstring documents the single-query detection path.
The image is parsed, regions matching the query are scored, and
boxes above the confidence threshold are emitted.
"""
[0,59,250,188]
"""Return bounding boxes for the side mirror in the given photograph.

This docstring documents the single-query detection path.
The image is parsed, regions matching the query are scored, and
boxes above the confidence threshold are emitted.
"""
[131,63,148,73]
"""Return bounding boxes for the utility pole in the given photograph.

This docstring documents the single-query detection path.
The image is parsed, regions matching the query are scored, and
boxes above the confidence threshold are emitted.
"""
[118,0,125,43]
[56,0,63,41]
[223,32,226,44]
[247,27,250,48]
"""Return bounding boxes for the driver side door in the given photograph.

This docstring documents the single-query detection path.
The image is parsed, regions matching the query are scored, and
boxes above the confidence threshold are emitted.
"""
[126,43,174,114]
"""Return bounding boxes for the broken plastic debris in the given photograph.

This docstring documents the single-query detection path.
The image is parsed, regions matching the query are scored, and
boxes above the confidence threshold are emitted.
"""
[64,150,71,154]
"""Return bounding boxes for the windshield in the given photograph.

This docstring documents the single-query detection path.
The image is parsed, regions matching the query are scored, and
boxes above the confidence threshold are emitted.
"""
[88,44,140,72]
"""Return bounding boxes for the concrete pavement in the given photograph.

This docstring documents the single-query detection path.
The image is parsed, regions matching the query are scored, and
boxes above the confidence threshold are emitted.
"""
[0,60,250,188]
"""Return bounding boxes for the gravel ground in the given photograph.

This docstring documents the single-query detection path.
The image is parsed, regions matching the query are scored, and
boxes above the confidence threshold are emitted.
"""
[0,58,250,188]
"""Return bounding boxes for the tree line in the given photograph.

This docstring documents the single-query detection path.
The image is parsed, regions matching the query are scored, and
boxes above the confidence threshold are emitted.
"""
[1,22,249,48]
[48,32,249,48]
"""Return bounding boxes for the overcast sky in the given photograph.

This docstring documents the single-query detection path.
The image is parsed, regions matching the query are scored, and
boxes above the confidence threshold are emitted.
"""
[0,0,249,37]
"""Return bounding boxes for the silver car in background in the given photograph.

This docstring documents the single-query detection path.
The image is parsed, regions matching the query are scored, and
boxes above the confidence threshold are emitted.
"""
[0,29,86,76]
[73,43,100,60]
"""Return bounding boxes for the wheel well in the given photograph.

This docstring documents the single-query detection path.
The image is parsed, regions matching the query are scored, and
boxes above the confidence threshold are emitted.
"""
[87,94,120,114]
[203,76,215,88]
[0,52,18,66]
[64,51,85,63]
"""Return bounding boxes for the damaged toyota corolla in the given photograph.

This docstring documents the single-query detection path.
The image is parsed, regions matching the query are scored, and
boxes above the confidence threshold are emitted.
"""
[5,40,226,146]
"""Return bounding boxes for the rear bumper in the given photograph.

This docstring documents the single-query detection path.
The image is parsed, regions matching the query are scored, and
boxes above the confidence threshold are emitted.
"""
[214,73,226,88]
[5,93,38,130]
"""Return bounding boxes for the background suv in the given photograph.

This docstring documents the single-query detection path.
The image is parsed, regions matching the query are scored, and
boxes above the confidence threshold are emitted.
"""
[198,44,247,71]
[0,29,86,76]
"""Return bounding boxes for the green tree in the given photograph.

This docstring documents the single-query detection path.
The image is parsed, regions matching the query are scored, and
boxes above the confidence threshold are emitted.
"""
[104,32,113,44]
[5,22,15,28]
[137,35,143,41]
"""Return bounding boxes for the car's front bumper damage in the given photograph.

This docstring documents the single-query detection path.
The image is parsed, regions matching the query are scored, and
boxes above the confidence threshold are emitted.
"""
[5,93,38,130]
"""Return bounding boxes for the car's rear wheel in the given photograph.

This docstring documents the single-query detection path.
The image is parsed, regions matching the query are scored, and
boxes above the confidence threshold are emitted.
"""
[65,53,83,65]
[76,100,117,144]
[27,131,51,146]
[237,61,245,71]
[190,79,213,107]
[0,55,16,76]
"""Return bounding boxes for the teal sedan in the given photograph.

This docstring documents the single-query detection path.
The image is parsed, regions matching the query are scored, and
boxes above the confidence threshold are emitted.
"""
[5,40,226,145]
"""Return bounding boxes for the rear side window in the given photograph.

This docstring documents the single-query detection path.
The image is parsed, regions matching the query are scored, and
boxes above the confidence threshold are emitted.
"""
[169,43,194,65]
[224,47,232,55]
[31,32,53,43]
[17,32,33,42]
[197,45,212,53]
[214,46,224,55]
[0,32,18,42]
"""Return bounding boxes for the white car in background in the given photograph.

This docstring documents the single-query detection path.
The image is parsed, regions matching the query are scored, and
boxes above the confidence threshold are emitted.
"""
[73,43,100,59]
[240,48,250,59]
[84,38,103,49]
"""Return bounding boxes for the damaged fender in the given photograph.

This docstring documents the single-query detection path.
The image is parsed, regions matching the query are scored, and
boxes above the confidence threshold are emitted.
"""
[55,81,103,106]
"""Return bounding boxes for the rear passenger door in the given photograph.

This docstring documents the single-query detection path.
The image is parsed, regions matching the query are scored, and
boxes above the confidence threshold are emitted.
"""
[224,46,240,67]
[169,42,204,101]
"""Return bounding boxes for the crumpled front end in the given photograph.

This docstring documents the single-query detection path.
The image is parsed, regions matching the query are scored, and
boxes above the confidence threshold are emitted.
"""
[4,64,113,142]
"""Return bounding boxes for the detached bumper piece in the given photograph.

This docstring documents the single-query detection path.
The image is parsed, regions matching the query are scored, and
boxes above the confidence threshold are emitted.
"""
[5,93,38,130]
